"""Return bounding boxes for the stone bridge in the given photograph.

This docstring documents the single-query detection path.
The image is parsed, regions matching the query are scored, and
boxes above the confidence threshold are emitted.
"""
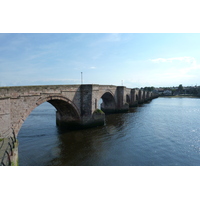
[0,84,158,139]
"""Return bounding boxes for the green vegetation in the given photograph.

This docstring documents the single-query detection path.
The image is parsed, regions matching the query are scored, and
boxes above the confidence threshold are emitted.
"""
[156,84,200,97]
[94,109,104,114]
[143,86,155,91]
[11,140,19,166]
[178,84,183,92]
[11,157,19,166]
[0,138,3,142]
[162,95,199,98]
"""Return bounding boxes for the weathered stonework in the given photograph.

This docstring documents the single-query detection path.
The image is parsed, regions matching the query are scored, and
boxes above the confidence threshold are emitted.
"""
[0,84,158,138]
[0,98,11,138]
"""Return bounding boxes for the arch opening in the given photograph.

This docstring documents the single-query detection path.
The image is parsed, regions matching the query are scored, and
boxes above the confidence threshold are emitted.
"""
[47,98,81,129]
[17,102,58,166]
[48,99,80,127]
[97,98,103,109]
[16,96,81,137]
[18,102,57,135]
[16,97,81,166]
[100,92,116,114]
[126,95,130,104]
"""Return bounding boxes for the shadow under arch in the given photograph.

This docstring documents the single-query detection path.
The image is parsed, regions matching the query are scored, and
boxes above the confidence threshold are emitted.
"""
[15,96,81,137]
[126,94,130,104]
[100,92,116,114]
[37,96,81,129]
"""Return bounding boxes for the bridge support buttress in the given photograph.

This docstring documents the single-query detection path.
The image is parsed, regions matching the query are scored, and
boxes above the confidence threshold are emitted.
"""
[56,85,105,129]
[116,86,129,112]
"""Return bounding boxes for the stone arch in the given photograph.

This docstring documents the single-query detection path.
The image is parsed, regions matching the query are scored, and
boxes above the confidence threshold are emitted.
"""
[100,91,116,113]
[15,96,81,136]
[36,96,80,120]
[126,94,130,104]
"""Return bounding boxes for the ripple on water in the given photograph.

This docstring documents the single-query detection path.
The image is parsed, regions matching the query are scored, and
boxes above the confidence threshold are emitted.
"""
[18,98,200,166]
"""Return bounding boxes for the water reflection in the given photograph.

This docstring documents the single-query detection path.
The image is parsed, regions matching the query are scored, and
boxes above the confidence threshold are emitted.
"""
[50,110,137,166]
[18,98,200,166]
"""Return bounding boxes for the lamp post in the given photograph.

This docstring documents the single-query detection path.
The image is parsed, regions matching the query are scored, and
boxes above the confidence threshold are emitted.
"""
[81,72,83,84]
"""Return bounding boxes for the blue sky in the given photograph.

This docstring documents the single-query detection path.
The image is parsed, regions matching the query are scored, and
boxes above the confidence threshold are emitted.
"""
[1,33,200,88]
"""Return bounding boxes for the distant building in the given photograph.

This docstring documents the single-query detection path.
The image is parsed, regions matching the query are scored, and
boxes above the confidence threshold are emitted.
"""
[156,88,164,95]
[163,90,172,96]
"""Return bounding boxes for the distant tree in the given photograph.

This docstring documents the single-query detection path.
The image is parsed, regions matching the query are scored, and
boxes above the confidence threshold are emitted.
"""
[171,88,176,95]
[178,84,183,93]
[143,86,155,91]
[191,87,198,95]
[150,86,155,91]
[164,87,170,90]
[197,87,200,96]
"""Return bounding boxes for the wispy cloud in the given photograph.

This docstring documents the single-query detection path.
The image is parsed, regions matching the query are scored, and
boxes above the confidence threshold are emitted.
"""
[32,78,80,84]
[150,56,195,64]
[147,56,200,86]
[179,63,200,74]
[90,33,121,46]
[105,33,121,42]
[150,56,199,75]
[25,51,50,62]
[0,34,28,52]
[89,66,96,69]
[155,61,200,82]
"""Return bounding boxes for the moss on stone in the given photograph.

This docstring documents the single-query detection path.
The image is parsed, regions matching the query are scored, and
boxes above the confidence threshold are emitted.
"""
[11,157,19,166]
[94,109,104,114]
[11,140,19,166]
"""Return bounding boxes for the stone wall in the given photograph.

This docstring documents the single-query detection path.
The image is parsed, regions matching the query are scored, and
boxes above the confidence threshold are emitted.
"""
[0,98,11,138]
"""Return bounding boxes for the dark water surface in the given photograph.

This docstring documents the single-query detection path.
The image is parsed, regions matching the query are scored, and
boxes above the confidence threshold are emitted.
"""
[18,97,200,166]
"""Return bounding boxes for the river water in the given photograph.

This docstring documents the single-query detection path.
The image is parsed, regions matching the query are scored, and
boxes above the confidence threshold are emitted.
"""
[18,97,200,166]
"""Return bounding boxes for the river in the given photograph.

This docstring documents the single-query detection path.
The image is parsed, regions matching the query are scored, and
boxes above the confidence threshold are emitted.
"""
[18,97,200,166]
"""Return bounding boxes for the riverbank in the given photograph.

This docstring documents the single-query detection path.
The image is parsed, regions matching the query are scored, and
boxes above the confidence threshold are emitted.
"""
[159,95,200,98]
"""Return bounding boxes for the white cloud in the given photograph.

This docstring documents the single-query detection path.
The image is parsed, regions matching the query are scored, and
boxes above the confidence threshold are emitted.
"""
[150,56,195,64]
[89,66,96,69]
[34,78,80,84]
[147,56,200,86]
[153,62,200,85]
[179,63,200,74]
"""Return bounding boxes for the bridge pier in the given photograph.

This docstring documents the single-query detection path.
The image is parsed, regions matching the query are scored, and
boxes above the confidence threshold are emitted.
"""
[116,86,129,112]
[138,90,144,104]
[80,85,105,128]
[130,89,138,107]
[56,85,105,129]
[56,111,81,129]
[101,105,116,114]
[56,110,105,130]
